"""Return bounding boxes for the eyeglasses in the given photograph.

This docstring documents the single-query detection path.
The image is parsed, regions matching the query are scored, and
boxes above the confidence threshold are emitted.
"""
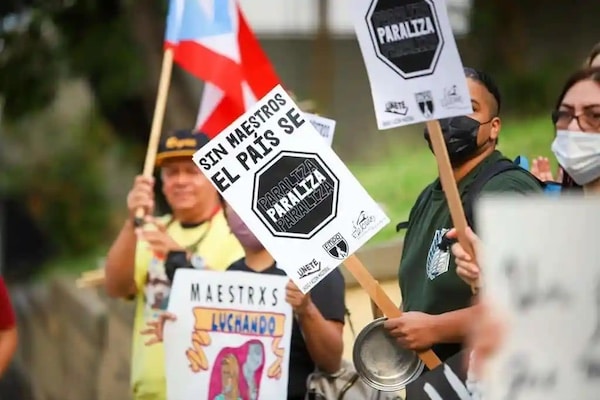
[552,108,600,131]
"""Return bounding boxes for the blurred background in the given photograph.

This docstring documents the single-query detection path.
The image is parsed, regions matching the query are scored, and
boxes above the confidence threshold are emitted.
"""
[0,0,598,398]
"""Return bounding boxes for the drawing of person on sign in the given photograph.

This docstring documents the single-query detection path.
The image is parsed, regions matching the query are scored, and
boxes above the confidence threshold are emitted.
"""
[213,354,242,400]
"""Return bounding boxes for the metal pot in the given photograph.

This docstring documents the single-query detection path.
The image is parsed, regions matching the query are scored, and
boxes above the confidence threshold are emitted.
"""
[353,317,425,392]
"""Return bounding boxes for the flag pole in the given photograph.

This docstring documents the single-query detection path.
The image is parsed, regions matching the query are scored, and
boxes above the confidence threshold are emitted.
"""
[133,48,176,227]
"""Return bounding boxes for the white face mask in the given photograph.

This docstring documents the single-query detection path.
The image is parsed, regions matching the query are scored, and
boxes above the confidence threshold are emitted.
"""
[551,130,600,185]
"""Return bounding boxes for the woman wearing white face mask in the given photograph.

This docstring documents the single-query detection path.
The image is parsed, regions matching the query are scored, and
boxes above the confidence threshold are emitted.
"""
[530,45,600,185]
[551,66,600,192]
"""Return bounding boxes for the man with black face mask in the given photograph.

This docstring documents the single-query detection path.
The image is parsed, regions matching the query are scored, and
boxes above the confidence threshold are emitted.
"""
[383,67,543,364]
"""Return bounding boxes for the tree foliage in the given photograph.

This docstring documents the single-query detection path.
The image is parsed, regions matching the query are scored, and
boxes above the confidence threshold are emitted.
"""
[1,0,149,139]
[0,9,61,119]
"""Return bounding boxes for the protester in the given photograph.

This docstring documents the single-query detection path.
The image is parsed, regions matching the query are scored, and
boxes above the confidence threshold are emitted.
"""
[142,202,346,400]
[104,129,244,400]
[0,277,17,378]
[552,67,600,190]
[384,67,543,363]
[455,66,600,287]
[530,41,600,184]
[450,66,600,377]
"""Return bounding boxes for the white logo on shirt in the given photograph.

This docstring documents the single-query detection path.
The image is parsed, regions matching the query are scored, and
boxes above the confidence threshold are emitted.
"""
[426,228,450,280]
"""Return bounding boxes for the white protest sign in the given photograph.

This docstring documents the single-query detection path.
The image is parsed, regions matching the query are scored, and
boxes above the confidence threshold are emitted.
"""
[406,351,474,399]
[351,0,472,129]
[164,269,294,400]
[477,195,600,400]
[306,113,337,146]
[193,85,389,293]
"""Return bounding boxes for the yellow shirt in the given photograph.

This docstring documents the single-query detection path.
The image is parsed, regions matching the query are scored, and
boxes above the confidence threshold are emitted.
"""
[130,210,244,400]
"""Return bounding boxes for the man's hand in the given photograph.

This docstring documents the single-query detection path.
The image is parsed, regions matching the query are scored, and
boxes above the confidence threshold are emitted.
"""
[285,281,313,316]
[384,312,439,351]
[137,217,183,258]
[126,175,155,219]
[447,227,481,286]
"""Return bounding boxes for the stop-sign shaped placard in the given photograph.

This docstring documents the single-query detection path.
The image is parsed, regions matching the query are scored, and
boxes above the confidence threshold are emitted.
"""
[366,0,444,79]
[251,151,339,239]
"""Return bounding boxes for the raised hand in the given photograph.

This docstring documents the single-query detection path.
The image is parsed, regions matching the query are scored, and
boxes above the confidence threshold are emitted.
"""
[140,312,177,346]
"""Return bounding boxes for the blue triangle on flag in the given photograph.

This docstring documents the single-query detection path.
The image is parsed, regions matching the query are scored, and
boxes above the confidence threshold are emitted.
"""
[172,0,234,42]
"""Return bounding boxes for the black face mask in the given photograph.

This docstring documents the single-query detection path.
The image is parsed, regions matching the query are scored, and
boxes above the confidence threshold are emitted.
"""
[424,115,482,166]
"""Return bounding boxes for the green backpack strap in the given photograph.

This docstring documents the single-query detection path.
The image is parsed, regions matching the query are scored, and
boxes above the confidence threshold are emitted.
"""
[396,184,434,233]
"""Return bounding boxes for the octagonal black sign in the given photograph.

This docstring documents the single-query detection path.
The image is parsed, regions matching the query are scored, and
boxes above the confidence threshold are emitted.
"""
[252,151,339,239]
[366,0,444,79]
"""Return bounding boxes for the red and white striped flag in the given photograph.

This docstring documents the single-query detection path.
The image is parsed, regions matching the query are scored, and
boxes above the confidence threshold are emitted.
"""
[165,0,281,138]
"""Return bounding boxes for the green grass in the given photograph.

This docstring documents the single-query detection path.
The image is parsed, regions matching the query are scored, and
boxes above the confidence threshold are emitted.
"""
[348,114,557,245]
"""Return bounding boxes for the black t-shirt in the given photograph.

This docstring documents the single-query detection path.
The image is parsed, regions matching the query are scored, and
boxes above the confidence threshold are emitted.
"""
[227,258,346,400]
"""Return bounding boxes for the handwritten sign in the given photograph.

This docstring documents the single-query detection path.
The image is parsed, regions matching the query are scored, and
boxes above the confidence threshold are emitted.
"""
[192,85,389,293]
[306,113,337,146]
[477,195,600,399]
[163,269,294,400]
[351,0,472,129]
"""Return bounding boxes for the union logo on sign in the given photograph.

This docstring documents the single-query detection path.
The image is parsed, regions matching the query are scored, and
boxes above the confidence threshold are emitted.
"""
[322,233,349,260]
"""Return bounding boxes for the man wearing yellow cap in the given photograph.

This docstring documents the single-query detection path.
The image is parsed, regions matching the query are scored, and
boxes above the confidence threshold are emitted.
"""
[104,129,244,400]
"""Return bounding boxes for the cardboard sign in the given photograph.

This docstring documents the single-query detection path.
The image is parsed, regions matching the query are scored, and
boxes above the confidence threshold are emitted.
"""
[306,113,337,147]
[478,196,600,399]
[351,0,472,129]
[193,85,389,293]
[405,351,477,400]
[163,269,294,400]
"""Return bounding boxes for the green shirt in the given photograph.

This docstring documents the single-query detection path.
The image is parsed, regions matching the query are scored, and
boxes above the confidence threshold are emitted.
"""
[398,151,542,361]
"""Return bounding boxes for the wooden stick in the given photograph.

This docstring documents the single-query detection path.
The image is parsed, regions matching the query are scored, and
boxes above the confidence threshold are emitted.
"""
[426,120,479,293]
[134,48,175,226]
[343,254,442,369]
[76,274,105,288]
[370,280,384,319]
[81,269,105,279]
[76,268,106,288]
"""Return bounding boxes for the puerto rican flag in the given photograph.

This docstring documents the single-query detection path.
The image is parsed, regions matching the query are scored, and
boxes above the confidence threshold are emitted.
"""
[164,0,281,138]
